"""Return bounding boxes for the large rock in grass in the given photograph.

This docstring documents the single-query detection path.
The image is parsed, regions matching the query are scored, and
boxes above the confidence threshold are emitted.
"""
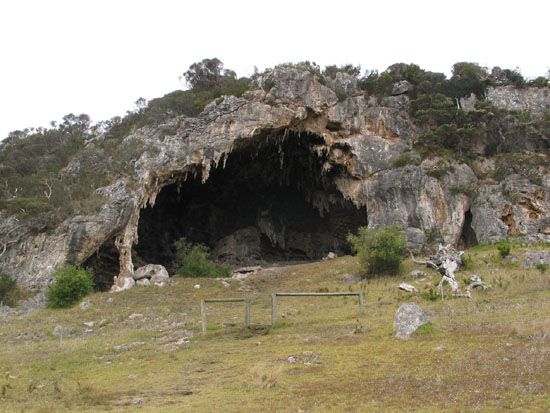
[394,302,429,340]
[133,264,169,280]
[524,251,550,268]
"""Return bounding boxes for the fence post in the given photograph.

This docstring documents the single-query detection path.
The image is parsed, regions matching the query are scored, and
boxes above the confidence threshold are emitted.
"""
[200,300,206,333]
[271,293,277,325]
[244,298,250,330]
[359,291,366,315]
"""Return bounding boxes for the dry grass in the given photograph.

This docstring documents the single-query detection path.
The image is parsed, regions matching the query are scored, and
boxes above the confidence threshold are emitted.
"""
[0,244,549,412]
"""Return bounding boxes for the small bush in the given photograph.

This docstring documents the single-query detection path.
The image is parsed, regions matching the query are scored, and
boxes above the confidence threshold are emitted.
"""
[391,153,420,168]
[414,322,435,336]
[497,239,511,259]
[535,264,548,274]
[421,287,440,301]
[347,226,406,278]
[47,266,93,308]
[0,273,18,307]
[172,237,230,278]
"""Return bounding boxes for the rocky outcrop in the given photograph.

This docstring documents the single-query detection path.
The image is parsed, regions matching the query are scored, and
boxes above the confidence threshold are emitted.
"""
[487,86,550,117]
[1,67,549,288]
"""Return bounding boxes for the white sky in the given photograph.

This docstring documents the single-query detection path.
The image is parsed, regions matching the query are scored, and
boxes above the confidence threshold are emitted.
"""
[0,0,548,140]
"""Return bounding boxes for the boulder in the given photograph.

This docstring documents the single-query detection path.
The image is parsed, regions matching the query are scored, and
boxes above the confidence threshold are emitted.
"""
[394,303,429,340]
[409,270,427,278]
[133,264,168,280]
[524,251,550,268]
[136,278,151,287]
[398,283,417,292]
[391,80,412,96]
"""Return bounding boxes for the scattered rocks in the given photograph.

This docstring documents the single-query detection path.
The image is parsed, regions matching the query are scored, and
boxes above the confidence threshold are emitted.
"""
[394,303,429,340]
[398,283,417,292]
[114,341,145,352]
[83,321,95,328]
[128,313,144,320]
[409,270,427,278]
[79,300,92,310]
[287,356,297,364]
[194,284,201,289]
[524,251,550,268]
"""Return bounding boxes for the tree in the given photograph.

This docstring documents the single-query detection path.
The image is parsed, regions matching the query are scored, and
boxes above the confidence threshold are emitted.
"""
[183,58,236,91]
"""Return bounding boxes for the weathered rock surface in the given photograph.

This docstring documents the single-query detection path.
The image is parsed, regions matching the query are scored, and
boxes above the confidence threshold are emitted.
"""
[133,264,169,281]
[394,303,429,339]
[524,251,550,268]
[1,67,549,289]
[487,86,550,117]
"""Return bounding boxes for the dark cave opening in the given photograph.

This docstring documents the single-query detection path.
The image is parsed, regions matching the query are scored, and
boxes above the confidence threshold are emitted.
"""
[83,237,119,291]
[459,209,478,248]
[134,130,368,272]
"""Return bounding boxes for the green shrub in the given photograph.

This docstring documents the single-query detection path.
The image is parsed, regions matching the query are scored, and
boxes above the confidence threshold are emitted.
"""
[347,226,406,278]
[535,264,548,274]
[172,237,230,278]
[496,239,511,259]
[0,273,18,307]
[47,266,93,308]
[391,153,421,168]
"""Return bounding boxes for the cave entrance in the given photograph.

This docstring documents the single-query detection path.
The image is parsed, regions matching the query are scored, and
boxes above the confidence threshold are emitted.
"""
[459,209,478,248]
[134,130,367,272]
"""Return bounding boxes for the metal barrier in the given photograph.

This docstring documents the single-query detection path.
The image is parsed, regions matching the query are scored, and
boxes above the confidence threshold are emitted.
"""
[200,298,250,333]
[271,292,365,325]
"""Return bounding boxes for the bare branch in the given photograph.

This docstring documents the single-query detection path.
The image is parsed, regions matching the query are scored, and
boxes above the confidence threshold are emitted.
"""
[43,180,52,200]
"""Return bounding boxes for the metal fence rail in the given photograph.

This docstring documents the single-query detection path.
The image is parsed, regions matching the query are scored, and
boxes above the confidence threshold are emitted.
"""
[271,291,365,324]
[200,298,250,333]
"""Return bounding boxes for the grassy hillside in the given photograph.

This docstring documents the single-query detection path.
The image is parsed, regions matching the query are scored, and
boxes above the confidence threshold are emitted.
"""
[1,244,549,412]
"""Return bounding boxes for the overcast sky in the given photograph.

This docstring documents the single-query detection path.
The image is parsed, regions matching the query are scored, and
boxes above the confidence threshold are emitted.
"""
[0,0,548,140]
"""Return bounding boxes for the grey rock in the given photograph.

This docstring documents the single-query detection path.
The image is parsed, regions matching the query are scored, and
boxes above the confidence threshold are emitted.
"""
[136,278,151,287]
[18,292,47,315]
[394,303,429,340]
[405,227,426,252]
[524,251,550,268]
[391,80,412,95]
[487,85,550,117]
[341,273,361,284]
[398,283,417,292]
[134,264,168,280]
[459,93,477,111]
[325,72,358,99]
[79,300,91,310]
[212,227,262,266]
[409,270,427,278]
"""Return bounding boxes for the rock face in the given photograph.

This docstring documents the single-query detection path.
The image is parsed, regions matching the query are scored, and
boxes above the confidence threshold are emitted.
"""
[487,86,550,117]
[1,67,549,289]
[394,303,429,339]
[524,251,550,268]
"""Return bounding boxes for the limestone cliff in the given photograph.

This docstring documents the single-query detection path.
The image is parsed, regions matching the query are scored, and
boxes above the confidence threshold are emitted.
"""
[1,67,549,288]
